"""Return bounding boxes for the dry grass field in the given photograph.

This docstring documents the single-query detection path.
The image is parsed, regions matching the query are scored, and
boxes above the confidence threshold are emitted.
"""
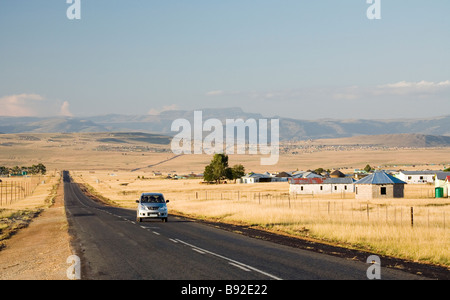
[1,132,450,267]
[0,174,61,243]
[72,170,450,267]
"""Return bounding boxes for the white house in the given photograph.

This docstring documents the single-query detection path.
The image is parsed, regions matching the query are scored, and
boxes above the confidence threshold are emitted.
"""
[289,177,355,195]
[239,173,272,184]
[395,171,437,184]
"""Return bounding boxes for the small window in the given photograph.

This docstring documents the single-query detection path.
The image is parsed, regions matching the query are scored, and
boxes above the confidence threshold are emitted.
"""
[408,176,412,180]
[344,185,347,190]
[301,186,304,191]
[380,187,387,195]
[320,186,323,191]
[334,186,337,191]
[356,187,358,195]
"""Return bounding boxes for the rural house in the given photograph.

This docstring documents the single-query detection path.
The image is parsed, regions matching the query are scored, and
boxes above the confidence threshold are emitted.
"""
[239,172,272,184]
[395,171,438,184]
[289,177,355,195]
[354,170,406,199]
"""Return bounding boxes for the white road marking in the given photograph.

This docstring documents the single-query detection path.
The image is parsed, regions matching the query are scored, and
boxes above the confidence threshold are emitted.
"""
[192,248,206,254]
[229,262,251,272]
[174,239,282,280]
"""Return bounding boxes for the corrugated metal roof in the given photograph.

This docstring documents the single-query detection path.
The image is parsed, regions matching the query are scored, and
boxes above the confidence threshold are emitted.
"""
[323,178,355,184]
[289,178,324,185]
[355,171,406,185]
[290,177,355,185]
[435,172,450,180]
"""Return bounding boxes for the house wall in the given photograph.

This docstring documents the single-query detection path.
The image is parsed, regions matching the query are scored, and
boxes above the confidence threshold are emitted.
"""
[397,173,435,184]
[355,184,404,199]
[290,183,354,195]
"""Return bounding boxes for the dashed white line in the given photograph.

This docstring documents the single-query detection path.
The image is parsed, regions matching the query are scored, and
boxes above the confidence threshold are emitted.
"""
[192,248,206,254]
[174,239,282,280]
[229,262,251,272]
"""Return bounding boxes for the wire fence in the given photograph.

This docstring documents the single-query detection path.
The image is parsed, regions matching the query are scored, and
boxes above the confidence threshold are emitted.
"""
[185,190,448,229]
[0,177,42,207]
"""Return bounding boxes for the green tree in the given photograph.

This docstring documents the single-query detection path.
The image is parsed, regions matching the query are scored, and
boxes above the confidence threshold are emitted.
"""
[203,154,245,184]
[314,167,324,175]
[0,166,8,176]
[230,164,246,183]
[11,166,21,176]
[364,164,373,173]
[203,164,215,183]
[203,154,229,183]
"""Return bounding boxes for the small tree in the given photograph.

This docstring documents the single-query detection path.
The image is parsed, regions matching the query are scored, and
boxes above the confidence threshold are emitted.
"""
[364,164,373,173]
[203,155,245,184]
[231,164,246,183]
[203,154,229,183]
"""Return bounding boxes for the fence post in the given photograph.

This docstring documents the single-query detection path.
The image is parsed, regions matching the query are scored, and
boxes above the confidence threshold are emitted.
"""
[411,207,414,228]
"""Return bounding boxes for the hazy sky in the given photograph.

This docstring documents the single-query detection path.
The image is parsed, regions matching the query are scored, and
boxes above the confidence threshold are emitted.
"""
[0,0,449,120]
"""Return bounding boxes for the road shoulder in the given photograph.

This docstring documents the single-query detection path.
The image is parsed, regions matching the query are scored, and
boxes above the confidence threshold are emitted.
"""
[0,179,73,280]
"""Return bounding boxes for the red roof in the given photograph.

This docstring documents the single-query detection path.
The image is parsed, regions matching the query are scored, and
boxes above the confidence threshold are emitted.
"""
[446,176,450,182]
[289,178,324,185]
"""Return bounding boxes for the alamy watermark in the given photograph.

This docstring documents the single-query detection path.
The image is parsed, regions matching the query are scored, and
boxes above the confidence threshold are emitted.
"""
[366,255,381,279]
[367,0,382,20]
[66,1,381,21]
[66,255,81,280]
[170,111,280,166]
[66,0,81,20]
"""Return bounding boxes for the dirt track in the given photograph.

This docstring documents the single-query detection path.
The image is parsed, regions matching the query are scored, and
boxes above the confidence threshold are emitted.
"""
[0,180,73,280]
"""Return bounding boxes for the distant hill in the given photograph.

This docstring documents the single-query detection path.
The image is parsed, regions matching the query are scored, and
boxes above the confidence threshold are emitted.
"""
[1,108,450,141]
[314,134,450,148]
[0,117,107,133]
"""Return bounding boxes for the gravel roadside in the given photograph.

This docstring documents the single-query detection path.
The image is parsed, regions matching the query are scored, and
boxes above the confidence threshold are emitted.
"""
[0,179,73,280]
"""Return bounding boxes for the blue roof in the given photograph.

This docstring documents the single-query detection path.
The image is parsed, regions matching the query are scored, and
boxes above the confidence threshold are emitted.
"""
[355,171,406,185]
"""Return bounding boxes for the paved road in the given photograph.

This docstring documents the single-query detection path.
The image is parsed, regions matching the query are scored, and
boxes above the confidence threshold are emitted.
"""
[64,171,424,280]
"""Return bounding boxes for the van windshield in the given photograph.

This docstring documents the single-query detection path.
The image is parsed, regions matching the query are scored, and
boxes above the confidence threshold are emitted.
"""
[141,195,165,203]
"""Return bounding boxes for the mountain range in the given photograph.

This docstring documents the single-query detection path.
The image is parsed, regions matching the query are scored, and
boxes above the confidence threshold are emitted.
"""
[1,107,450,142]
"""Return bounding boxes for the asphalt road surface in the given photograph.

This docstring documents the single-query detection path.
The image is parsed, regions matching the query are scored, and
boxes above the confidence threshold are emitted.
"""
[63,171,424,280]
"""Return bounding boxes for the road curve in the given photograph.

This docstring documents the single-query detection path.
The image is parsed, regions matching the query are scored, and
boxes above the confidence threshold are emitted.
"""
[63,171,424,280]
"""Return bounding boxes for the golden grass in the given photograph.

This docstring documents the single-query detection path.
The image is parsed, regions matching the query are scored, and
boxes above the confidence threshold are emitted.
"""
[0,174,61,244]
[71,170,450,267]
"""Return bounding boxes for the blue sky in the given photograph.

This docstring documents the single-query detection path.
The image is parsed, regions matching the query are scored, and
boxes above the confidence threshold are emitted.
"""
[0,0,449,119]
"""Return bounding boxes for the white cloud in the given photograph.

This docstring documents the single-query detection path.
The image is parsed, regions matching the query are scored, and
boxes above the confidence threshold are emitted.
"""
[376,80,450,96]
[205,90,225,96]
[60,101,73,117]
[0,94,44,116]
[0,94,76,117]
